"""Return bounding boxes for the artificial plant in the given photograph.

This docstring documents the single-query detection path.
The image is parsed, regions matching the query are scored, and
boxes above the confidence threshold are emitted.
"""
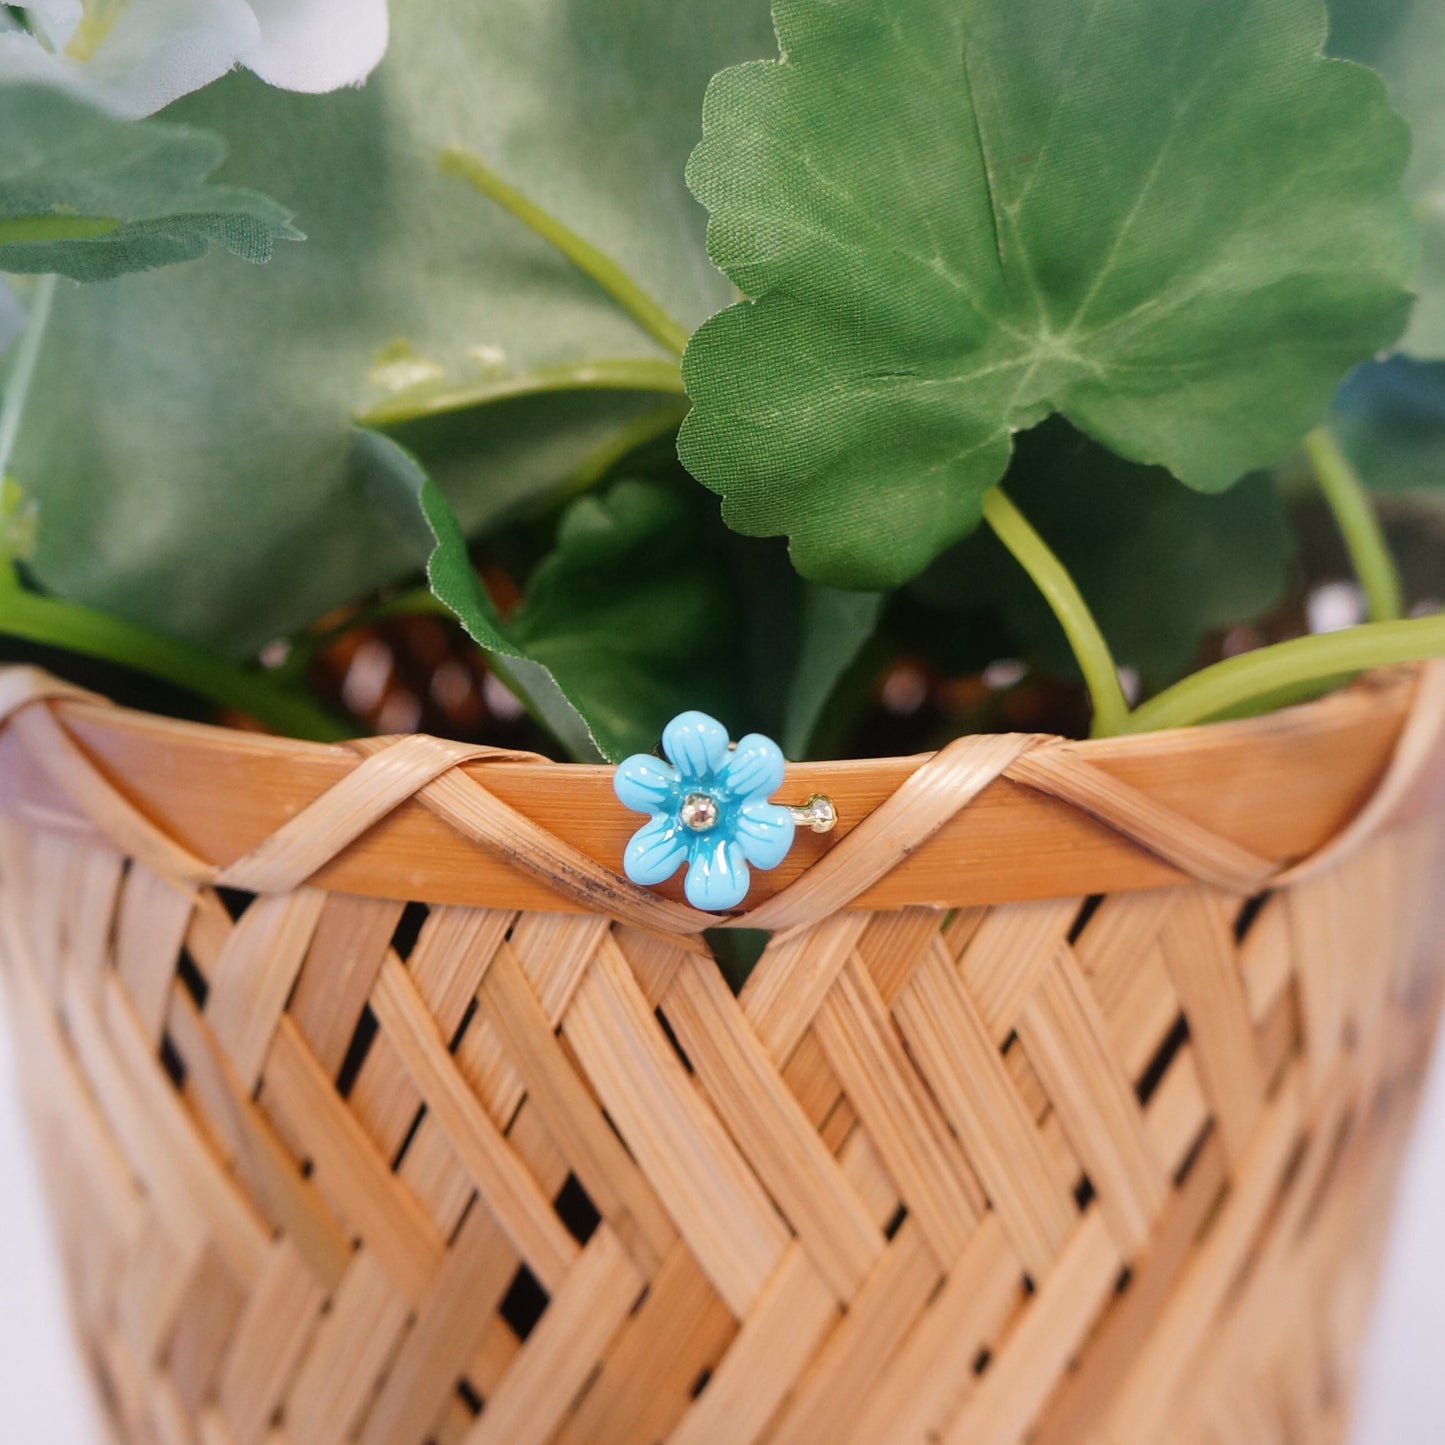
[0,0,1443,762]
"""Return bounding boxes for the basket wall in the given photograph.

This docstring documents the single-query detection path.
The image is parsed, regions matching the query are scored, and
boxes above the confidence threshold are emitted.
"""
[3,798,1443,1445]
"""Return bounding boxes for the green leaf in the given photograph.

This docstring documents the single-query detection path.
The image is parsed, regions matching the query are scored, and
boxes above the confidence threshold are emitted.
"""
[782,587,884,757]
[715,530,886,754]
[914,421,1294,691]
[704,928,773,992]
[679,0,1417,589]
[17,2,776,655]
[375,429,742,762]
[509,484,743,761]
[1328,0,1445,355]
[0,477,37,564]
[1331,356,1445,490]
[0,85,299,281]
[0,276,22,356]
[379,434,601,761]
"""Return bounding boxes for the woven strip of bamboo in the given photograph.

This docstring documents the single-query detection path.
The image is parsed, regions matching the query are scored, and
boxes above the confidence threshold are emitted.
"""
[2,664,1443,919]
[1,662,1443,1444]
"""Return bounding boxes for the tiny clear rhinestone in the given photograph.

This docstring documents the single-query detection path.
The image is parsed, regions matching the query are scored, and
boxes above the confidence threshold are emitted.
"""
[680,792,719,832]
[790,794,838,833]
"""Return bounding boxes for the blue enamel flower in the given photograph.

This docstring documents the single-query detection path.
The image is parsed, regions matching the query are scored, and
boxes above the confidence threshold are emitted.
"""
[613,711,795,911]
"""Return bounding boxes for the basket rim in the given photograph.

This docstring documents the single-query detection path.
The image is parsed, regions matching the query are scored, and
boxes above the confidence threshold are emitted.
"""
[1,664,1441,916]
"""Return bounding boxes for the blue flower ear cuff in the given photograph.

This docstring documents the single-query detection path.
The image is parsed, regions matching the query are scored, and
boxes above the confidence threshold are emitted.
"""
[613,711,837,911]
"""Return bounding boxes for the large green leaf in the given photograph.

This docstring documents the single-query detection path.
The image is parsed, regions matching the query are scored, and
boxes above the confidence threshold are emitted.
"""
[384,432,741,763]
[913,420,1294,690]
[715,529,886,755]
[0,85,299,281]
[1329,0,1445,355]
[380,419,870,760]
[508,484,742,761]
[679,0,1417,589]
[374,429,599,761]
[16,1,775,655]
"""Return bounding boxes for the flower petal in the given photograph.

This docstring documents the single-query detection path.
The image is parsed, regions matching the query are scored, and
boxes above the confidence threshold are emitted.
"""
[613,752,679,816]
[623,815,687,887]
[734,800,795,871]
[0,31,94,100]
[89,0,260,115]
[241,0,388,93]
[684,837,750,911]
[662,711,730,783]
[0,0,264,117]
[717,732,785,800]
[19,1,82,50]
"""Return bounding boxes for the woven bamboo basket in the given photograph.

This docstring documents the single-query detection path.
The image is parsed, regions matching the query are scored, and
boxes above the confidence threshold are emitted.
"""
[3,659,1445,1445]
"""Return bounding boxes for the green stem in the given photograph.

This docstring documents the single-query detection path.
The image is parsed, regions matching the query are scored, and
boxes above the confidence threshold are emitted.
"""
[1174,671,1355,725]
[0,273,56,489]
[439,148,690,359]
[1122,615,1445,733]
[1302,425,1404,623]
[0,587,352,741]
[982,486,1130,737]
[358,357,684,428]
[0,216,119,246]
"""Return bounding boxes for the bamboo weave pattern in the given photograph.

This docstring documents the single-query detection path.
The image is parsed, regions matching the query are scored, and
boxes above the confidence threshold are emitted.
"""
[1,666,1444,1445]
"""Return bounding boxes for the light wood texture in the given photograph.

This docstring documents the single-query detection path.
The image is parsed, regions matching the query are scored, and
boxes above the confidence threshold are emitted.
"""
[0,666,1439,915]
[1,663,1444,1443]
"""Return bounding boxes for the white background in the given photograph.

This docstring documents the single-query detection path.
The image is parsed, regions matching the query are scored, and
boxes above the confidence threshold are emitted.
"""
[1,1011,1443,1442]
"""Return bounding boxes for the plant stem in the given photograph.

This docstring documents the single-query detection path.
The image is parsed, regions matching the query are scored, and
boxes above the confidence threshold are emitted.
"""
[0,273,56,488]
[1172,671,1355,725]
[982,485,1130,737]
[439,148,690,359]
[1122,615,1445,733]
[0,216,119,246]
[1302,425,1404,623]
[358,357,684,428]
[0,586,352,741]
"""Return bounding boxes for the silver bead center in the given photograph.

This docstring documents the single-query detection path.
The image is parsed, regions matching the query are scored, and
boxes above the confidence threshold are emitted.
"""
[679,792,719,832]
